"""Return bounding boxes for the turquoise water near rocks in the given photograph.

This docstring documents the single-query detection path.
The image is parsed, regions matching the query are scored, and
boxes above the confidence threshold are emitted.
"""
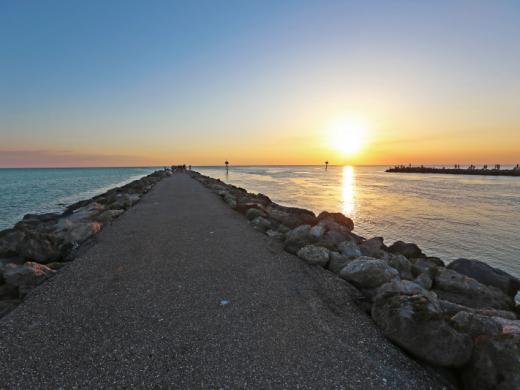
[196,165,520,278]
[0,167,158,230]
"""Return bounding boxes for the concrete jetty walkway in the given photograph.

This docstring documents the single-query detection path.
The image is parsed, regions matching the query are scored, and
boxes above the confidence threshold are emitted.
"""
[0,174,447,389]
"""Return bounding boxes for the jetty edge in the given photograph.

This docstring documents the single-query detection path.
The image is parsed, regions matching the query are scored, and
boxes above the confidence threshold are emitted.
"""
[0,169,171,316]
[188,169,520,389]
[386,165,520,176]
[0,171,446,389]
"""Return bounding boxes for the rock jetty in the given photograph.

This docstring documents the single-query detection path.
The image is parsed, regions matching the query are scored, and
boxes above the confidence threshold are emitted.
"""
[0,169,170,317]
[387,165,520,176]
[189,170,520,389]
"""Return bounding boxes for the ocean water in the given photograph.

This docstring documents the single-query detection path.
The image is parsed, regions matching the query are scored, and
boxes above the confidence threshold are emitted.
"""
[196,165,520,278]
[0,167,158,230]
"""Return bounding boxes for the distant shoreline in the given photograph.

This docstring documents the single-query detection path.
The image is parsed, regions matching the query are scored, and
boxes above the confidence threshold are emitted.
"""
[387,165,520,177]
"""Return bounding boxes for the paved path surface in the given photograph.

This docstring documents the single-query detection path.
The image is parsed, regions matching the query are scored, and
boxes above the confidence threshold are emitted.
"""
[0,174,449,389]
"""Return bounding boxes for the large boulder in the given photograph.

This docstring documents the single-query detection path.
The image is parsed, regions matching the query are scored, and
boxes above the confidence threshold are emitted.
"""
[339,257,399,289]
[371,292,473,367]
[250,216,272,232]
[17,231,67,263]
[439,299,518,320]
[3,261,56,296]
[376,279,433,298]
[451,311,502,339]
[284,225,313,254]
[492,317,520,335]
[245,207,268,221]
[462,335,520,390]
[0,229,25,257]
[448,258,520,298]
[359,237,388,260]
[222,192,237,209]
[433,268,514,311]
[95,209,125,223]
[64,202,104,223]
[411,257,445,276]
[63,222,102,244]
[337,240,362,258]
[107,193,141,210]
[309,225,326,240]
[315,226,352,250]
[268,206,317,229]
[388,241,424,259]
[328,252,353,274]
[317,211,354,231]
[388,254,414,280]
[297,245,330,266]
[414,271,434,290]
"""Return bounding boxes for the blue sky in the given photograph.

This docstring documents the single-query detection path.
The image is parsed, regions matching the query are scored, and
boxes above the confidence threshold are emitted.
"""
[1,1,519,166]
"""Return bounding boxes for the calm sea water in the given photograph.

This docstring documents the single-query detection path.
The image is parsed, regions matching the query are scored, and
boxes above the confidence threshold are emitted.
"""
[197,165,520,278]
[0,167,158,230]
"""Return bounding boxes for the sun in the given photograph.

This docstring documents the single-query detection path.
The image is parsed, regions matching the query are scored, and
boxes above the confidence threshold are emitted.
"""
[329,117,366,156]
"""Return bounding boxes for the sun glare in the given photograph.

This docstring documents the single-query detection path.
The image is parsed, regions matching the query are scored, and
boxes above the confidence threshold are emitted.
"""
[329,118,367,156]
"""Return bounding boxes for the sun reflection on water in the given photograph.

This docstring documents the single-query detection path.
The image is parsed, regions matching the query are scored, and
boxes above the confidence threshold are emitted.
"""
[342,165,356,216]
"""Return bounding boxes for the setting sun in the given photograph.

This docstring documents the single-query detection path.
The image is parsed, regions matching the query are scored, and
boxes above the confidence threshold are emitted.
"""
[329,118,367,156]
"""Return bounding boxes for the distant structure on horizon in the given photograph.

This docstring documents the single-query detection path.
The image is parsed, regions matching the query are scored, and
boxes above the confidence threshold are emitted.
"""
[387,164,520,177]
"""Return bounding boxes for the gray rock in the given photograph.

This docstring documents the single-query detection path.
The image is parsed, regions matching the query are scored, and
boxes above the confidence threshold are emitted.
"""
[17,231,65,263]
[283,225,313,254]
[265,229,285,241]
[448,258,520,297]
[433,268,514,311]
[439,299,518,320]
[0,229,24,258]
[223,193,237,209]
[250,216,272,232]
[414,271,433,290]
[268,206,317,229]
[359,237,389,260]
[339,257,399,289]
[317,211,354,231]
[411,257,445,276]
[317,219,351,236]
[109,193,141,210]
[376,279,433,298]
[66,202,105,222]
[62,222,102,244]
[451,311,502,338]
[314,229,350,251]
[388,254,414,280]
[371,292,473,367]
[309,225,325,240]
[328,251,353,274]
[297,245,330,266]
[388,241,424,259]
[3,262,56,296]
[337,240,362,258]
[462,335,520,390]
[236,201,267,215]
[492,317,520,335]
[246,208,267,221]
[277,224,291,234]
[96,209,125,223]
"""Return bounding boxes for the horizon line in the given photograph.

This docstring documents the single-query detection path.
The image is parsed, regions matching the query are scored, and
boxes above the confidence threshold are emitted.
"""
[1,163,518,169]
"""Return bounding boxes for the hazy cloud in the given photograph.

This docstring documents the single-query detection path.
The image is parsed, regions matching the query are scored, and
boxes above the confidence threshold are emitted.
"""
[0,149,154,168]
